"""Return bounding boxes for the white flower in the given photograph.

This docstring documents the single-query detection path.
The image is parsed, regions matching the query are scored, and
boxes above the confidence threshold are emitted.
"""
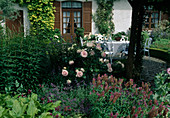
[77,49,82,53]
[67,79,71,84]
[54,35,59,38]
[80,68,85,72]
[69,60,74,65]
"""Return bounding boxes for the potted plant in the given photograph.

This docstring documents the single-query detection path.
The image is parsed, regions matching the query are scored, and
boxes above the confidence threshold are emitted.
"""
[114,32,122,41]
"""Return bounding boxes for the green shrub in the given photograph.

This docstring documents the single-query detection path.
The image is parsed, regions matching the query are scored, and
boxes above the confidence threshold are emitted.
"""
[153,70,170,105]
[151,38,170,51]
[151,20,170,40]
[0,92,62,117]
[0,33,49,94]
[46,40,126,85]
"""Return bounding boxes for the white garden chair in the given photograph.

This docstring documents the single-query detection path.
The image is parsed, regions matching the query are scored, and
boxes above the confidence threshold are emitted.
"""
[144,38,152,57]
[80,37,84,46]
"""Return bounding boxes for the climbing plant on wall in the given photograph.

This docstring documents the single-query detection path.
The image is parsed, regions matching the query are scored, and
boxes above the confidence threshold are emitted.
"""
[14,0,56,34]
[93,0,117,35]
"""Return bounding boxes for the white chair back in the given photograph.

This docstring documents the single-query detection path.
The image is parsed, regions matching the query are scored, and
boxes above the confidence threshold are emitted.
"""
[95,34,104,41]
[80,37,84,46]
[144,38,152,48]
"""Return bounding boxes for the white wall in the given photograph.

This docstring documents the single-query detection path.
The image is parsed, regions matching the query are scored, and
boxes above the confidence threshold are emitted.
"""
[91,0,132,34]
[113,0,132,34]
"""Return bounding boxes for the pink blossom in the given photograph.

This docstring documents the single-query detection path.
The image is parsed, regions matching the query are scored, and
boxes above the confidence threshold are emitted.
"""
[87,42,94,47]
[96,44,102,50]
[80,50,88,58]
[76,71,83,78]
[90,50,95,56]
[107,63,111,68]
[167,68,170,74]
[101,52,106,57]
[62,69,68,76]
[69,60,74,65]
[107,67,113,72]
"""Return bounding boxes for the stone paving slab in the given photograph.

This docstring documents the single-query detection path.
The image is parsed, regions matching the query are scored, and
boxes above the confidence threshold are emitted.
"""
[140,56,168,86]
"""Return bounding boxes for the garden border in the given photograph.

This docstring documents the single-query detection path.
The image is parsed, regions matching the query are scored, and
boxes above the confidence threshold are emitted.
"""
[150,48,170,63]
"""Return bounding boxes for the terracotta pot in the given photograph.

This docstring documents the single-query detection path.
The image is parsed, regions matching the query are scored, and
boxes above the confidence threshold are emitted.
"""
[115,37,121,41]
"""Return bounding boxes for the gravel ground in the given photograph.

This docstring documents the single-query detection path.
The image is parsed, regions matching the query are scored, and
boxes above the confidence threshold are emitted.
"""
[140,56,168,86]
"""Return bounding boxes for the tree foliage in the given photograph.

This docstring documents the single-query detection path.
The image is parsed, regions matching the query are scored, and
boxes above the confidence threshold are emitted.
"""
[0,0,18,20]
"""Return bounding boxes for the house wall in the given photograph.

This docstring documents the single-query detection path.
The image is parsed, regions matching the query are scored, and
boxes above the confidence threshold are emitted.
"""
[113,0,132,34]
[91,0,132,34]
[3,0,132,36]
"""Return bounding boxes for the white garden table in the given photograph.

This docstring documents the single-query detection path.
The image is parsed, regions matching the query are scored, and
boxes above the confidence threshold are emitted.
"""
[96,40,129,63]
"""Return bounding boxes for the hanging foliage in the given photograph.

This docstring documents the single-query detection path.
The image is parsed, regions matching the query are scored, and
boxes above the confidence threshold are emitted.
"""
[93,0,116,35]
[14,0,56,34]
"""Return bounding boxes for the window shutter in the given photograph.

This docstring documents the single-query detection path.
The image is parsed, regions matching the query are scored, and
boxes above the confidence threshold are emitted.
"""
[54,1,61,30]
[6,10,23,33]
[83,2,92,35]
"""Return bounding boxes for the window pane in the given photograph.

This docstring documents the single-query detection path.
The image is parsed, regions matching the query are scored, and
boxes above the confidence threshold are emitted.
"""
[63,18,67,22]
[151,19,154,23]
[74,18,77,22]
[155,19,158,23]
[74,12,77,17]
[72,2,82,8]
[77,23,81,27]
[63,29,66,34]
[63,12,66,17]
[67,12,70,17]
[152,13,155,18]
[155,23,158,28]
[67,18,70,22]
[155,13,158,18]
[78,18,81,22]
[77,12,80,17]
[63,23,67,28]
[62,2,71,8]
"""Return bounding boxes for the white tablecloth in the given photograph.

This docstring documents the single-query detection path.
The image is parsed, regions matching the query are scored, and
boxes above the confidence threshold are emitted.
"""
[96,41,129,57]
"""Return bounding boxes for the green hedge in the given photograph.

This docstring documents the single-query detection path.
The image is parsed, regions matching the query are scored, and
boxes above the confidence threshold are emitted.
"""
[149,48,170,63]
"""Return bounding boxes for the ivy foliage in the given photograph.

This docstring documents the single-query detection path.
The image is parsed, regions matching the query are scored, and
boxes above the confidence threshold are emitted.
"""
[93,0,117,35]
[14,0,56,34]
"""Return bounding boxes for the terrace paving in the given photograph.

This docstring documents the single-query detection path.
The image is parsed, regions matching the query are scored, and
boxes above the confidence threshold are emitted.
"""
[140,56,169,86]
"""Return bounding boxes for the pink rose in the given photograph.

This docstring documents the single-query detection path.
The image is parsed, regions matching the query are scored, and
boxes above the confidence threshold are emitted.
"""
[86,42,93,47]
[62,69,68,76]
[167,68,170,74]
[81,50,88,58]
[96,44,102,50]
[76,71,83,78]
[107,63,111,68]
[69,60,74,65]
[101,52,106,57]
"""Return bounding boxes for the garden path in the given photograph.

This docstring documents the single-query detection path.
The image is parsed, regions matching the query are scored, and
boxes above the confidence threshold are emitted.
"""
[140,56,169,87]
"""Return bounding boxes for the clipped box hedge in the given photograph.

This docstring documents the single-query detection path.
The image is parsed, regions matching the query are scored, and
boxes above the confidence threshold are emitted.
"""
[149,48,170,63]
